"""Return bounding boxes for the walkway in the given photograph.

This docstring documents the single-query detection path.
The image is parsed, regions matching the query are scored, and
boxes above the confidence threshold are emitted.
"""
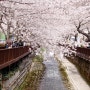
[38,56,67,90]
[58,56,90,90]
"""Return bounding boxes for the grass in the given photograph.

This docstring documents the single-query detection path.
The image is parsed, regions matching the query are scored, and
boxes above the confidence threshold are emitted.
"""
[15,55,45,90]
[1,65,19,81]
[56,57,74,90]
[16,69,44,90]
[59,62,74,90]
[32,55,43,62]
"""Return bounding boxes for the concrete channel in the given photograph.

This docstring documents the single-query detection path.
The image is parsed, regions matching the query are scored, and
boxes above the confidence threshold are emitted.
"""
[38,56,67,90]
[2,55,33,90]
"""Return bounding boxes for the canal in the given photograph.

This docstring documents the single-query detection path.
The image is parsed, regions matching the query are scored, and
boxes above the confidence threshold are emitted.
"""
[38,56,67,90]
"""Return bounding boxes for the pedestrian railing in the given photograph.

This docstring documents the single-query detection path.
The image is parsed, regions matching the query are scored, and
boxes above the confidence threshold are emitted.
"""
[0,46,30,70]
[76,47,90,61]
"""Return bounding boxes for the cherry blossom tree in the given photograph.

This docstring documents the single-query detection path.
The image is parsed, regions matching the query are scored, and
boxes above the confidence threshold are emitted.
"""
[69,0,90,42]
[0,4,15,40]
[0,0,90,52]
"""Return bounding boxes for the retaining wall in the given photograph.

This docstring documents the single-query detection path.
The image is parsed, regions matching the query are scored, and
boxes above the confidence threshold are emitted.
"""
[67,56,90,82]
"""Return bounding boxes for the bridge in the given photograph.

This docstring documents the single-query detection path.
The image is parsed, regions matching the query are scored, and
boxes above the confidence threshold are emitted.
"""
[0,46,30,70]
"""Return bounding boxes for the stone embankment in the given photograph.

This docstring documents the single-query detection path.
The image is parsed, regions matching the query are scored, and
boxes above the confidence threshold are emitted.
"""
[67,56,90,84]
[2,55,32,90]
[56,54,90,90]
[15,55,45,90]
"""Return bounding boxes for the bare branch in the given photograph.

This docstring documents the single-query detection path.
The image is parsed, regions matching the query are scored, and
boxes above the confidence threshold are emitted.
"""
[81,20,90,26]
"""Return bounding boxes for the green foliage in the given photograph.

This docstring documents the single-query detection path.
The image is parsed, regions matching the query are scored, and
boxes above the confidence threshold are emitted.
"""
[15,54,45,90]
[55,57,74,90]
[17,70,43,90]
[15,62,45,90]
[33,55,43,62]
[0,32,6,40]
[59,63,69,82]
[40,47,45,52]
[1,64,19,81]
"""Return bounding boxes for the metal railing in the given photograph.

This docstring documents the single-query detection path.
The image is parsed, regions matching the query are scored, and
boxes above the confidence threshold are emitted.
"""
[76,47,90,56]
[76,47,90,61]
[0,46,30,70]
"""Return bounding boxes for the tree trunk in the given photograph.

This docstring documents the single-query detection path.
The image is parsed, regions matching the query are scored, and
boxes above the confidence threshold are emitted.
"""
[7,21,11,40]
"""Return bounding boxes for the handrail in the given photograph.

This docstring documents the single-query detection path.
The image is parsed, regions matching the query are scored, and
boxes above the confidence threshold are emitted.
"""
[76,47,90,56]
[76,47,90,61]
[0,46,30,70]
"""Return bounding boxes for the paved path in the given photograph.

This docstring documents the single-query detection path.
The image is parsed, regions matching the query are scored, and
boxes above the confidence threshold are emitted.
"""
[38,57,67,90]
[59,56,90,90]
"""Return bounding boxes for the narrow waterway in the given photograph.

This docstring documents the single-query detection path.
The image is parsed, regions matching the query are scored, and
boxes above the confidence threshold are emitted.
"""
[38,56,67,90]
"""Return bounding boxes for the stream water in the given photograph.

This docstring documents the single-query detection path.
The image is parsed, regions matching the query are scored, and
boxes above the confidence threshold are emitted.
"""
[38,56,67,90]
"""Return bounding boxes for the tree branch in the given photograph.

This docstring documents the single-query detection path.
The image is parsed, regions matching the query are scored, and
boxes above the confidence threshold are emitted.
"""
[77,29,88,37]
[81,20,90,26]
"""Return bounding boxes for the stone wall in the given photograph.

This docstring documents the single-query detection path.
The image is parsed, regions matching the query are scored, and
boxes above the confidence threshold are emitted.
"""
[67,56,90,82]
